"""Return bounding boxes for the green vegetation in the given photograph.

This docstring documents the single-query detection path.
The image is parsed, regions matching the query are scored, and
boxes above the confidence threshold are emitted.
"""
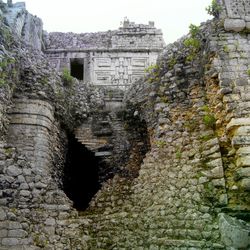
[62,68,74,86]
[189,24,200,37]
[200,134,214,142]
[160,96,168,103]
[203,114,216,128]
[0,57,16,87]
[206,0,222,18]
[223,45,230,53]
[247,68,250,76]
[201,105,216,129]
[145,64,161,83]
[168,57,177,70]
[183,24,201,63]
[176,148,182,159]
[155,140,166,148]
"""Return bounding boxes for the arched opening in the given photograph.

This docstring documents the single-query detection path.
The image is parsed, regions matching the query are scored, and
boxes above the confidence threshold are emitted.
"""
[63,134,101,211]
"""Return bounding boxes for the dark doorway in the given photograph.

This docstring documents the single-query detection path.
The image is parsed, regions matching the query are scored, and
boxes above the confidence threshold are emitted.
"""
[70,59,84,80]
[63,134,100,210]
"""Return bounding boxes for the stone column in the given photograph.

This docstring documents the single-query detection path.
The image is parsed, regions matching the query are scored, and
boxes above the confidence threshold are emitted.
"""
[7,99,54,172]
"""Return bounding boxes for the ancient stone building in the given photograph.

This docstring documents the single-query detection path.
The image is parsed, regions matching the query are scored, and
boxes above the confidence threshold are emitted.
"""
[0,0,249,249]
[45,19,165,90]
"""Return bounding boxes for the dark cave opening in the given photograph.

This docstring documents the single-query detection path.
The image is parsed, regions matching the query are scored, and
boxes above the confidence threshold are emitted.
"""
[70,59,84,80]
[63,134,100,211]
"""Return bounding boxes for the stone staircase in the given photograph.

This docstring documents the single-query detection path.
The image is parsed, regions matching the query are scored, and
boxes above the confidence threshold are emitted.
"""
[74,118,113,158]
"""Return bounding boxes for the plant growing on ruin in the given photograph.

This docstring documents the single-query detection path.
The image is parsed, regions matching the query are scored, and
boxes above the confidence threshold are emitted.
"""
[183,24,201,63]
[223,45,230,53]
[201,105,216,129]
[168,57,177,70]
[0,57,16,87]
[62,68,74,86]
[155,140,166,148]
[189,24,200,37]
[176,148,182,159]
[203,114,216,129]
[247,68,250,76]
[145,64,161,83]
[206,0,222,18]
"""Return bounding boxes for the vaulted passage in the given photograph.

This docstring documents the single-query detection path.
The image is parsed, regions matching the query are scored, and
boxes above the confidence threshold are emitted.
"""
[70,59,84,80]
[63,134,100,210]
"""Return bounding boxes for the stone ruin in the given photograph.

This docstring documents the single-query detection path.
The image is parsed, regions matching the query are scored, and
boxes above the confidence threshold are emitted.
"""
[0,0,249,249]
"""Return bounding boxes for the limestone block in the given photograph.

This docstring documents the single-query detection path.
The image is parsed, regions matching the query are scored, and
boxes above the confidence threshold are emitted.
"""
[236,156,250,167]
[212,178,226,187]
[240,178,250,190]
[0,208,6,221]
[210,166,224,179]
[232,135,250,147]
[206,158,223,169]
[1,238,19,246]
[6,165,22,177]
[219,213,250,249]
[235,126,250,136]
[237,146,250,156]
[0,229,8,237]
[219,194,228,206]
[19,190,31,197]
[227,118,250,131]
[224,19,246,32]
[8,229,27,238]
[246,22,250,30]
[236,167,250,178]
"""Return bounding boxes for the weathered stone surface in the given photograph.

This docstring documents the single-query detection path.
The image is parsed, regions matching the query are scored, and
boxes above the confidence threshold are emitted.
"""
[236,167,250,178]
[0,0,250,249]
[219,213,250,249]
[240,178,250,190]
[1,238,19,246]
[224,18,246,32]
[0,208,6,221]
[227,118,250,131]
[236,156,250,167]
[6,165,22,177]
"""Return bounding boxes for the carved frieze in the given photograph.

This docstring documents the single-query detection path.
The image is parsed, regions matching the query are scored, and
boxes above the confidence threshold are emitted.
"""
[225,0,250,20]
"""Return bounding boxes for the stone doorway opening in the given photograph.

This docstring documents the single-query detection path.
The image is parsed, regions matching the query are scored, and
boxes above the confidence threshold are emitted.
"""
[70,58,84,81]
[63,134,101,211]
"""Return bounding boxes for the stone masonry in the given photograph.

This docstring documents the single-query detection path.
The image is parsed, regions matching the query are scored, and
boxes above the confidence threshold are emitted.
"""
[45,19,165,90]
[0,0,250,249]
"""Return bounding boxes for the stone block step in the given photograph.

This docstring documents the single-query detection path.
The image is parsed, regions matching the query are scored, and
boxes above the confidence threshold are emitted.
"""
[95,151,112,157]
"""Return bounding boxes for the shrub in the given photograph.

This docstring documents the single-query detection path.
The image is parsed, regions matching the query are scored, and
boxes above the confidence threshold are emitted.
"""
[203,114,216,129]
[62,68,74,86]
[183,37,201,49]
[189,24,200,37]
[206,0,222,18]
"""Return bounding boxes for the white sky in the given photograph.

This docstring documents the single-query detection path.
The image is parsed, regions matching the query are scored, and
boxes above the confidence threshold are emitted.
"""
[10,0,212,44]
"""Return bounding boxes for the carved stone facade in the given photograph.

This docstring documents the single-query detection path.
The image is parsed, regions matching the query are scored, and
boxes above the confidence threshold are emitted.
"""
[222,0,250,31]
[45,20,165,90]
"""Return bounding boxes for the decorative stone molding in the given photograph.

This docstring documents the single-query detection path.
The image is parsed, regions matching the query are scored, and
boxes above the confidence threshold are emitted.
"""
[223,0,250,31]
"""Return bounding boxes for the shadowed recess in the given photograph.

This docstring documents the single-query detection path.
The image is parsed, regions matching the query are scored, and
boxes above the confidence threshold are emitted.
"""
[70,58,84,80]
[63,134,100,210]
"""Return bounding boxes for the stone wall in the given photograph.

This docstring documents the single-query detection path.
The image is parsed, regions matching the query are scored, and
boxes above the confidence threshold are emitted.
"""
[0,0,250,249]
[45,19,165,90]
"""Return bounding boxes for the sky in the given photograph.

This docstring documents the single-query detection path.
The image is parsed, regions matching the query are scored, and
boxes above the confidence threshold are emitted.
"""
[10,0,212,44]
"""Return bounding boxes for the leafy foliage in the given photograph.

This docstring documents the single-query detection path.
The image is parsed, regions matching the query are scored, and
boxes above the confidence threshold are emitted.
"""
[206,0,222,18]
[183,24,201,63]
[62,68,74,86]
